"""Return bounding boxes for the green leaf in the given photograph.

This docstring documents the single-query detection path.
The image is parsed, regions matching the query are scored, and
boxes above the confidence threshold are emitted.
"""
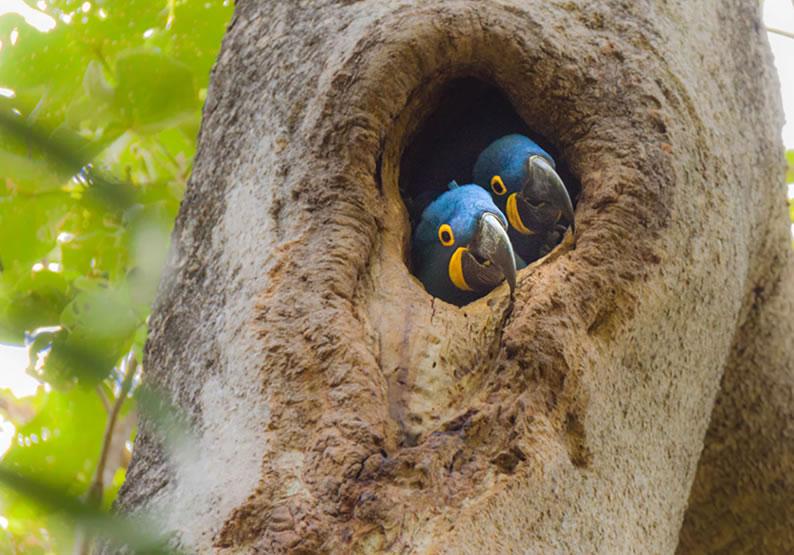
[0,193,76,273]
[167,0,234,89]
[0,270,69,344]
[61,287,141,340]
[0,466,173,553]
[60,231,125,279]
[0,147,63,193]
[1,387,105,498]
[0,0,166,129]
[83,60,115,104]
[17,281,142,388]
[786,150,794,184]
[33,332,118,388]
[39,293,139,387]
[114,49,197,134]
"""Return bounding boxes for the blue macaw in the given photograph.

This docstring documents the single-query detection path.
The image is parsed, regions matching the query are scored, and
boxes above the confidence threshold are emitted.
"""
[473,134,575,264]
[413,182,517,306]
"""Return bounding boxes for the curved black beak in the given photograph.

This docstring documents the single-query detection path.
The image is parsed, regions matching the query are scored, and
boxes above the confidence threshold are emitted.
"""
[519,155,575,233]
[460,212,517,295]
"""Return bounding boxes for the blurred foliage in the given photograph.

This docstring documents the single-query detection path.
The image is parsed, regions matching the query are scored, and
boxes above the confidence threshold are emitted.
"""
[0,0,233,552]
[0,465,171,553]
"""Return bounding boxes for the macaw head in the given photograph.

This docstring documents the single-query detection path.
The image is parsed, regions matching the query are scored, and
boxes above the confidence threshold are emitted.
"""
[413,182,517,306]
[473,134,575,238]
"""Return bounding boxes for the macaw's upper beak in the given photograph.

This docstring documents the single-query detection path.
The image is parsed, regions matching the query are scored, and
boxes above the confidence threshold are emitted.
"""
[452,212,517,296]
[509,155,575,235]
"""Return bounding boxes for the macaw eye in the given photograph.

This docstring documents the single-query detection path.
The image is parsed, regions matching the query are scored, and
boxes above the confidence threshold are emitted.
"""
[490,175,507,196]
[438,224,454,246]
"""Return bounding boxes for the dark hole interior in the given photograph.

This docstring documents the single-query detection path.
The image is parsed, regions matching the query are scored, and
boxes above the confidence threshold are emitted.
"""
[399,77,581,233]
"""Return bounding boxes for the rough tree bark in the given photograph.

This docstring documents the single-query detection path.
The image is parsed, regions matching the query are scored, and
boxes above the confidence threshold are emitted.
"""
[114,1,792,553]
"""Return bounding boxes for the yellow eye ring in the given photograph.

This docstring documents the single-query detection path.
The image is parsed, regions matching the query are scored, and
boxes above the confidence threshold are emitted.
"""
[490,175,507,196]
[438,224,454,246]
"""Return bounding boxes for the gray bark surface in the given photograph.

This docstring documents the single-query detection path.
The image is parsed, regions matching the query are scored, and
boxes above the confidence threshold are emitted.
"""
[114,1,792,552]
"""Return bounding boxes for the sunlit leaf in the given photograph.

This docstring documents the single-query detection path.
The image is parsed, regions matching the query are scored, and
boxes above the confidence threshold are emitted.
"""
[83,60,115,104]
[0,147,63,193]
[0,466,172,553]
[36,299,139,387]
[168,0,234,88]
[62,287,141,340]
[0,0,164,128]
[0,193,76,276]
[0,269,69,344]
[1,387,105,497]
[60,232,124,279]
[114,49,197,134]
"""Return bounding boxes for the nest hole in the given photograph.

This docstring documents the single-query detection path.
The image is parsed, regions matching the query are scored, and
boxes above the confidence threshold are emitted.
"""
[397,77,581,296]
[399,77,580,236]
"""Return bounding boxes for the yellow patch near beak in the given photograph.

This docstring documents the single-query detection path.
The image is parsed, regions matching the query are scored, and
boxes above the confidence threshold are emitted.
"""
[506,193,534,235]
[449,247,473,291]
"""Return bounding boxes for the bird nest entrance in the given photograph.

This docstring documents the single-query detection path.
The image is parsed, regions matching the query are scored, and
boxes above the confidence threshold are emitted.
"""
[397,77,580,305]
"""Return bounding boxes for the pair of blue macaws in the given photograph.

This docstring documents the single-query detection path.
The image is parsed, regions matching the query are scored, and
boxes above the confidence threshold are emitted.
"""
[413,134,575,306]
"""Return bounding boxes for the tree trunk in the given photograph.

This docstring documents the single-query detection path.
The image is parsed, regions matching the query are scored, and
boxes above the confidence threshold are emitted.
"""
[114,1,792,552]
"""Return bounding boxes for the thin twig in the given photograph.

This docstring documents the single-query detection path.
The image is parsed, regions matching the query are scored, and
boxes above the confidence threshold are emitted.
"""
[767,26,794,40]
[92,354,138,502]
[74,354,139,555]
[96,385,112,414]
